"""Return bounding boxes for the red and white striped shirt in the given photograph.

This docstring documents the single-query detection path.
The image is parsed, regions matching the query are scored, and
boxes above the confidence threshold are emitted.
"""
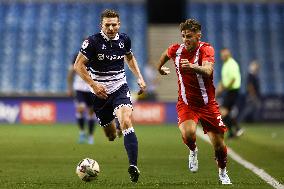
[167,42,217,107]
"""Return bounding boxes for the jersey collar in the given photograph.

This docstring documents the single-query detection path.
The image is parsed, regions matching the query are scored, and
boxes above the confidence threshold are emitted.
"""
[100,30,119,41]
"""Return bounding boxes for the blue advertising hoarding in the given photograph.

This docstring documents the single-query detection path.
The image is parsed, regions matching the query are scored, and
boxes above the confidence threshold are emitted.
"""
[0,96,283,124]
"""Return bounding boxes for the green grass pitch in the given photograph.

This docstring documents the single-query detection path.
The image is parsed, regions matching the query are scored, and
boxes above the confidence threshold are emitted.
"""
[0,123,283,189]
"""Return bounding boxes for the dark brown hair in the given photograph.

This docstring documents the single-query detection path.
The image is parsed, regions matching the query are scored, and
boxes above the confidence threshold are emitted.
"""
[100,9,120,22]
[180,19,201,32]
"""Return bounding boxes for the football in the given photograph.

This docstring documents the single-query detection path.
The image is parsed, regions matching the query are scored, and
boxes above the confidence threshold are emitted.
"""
[76,158,100,182]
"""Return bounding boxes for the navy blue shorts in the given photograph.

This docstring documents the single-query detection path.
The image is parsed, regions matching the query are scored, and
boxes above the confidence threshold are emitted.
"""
[93,84,132,127]
[74,90,95,107]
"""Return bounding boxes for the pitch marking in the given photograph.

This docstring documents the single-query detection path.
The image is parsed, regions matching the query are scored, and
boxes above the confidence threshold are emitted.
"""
[196,128,284,189]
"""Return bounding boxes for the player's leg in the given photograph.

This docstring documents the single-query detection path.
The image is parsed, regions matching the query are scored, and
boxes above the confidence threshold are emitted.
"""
[74,91,87,143]
[179,120,197,151]
[177,101,199,172]
[199,101,231,184]
[207,131,231,184]
[76,104,87,143]
[112,85,139,182]
[102,120,117,141]
[84,92,97,144]
[115,106,137,165]
[115,105,140,182]
[93,95,117,141]
[86,107,96,144]
[179,120,199,172]
[115,118,123,138]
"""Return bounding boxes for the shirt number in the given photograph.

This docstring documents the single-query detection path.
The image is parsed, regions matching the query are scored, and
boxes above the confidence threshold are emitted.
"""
[217,115,224,127]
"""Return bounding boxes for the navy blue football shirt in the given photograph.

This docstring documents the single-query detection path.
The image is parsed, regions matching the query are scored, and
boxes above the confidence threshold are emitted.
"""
[80,31,132,94]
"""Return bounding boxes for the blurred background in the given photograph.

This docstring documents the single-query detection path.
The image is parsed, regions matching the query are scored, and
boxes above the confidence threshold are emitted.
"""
[0,0,284,124]
[0,0,283,188]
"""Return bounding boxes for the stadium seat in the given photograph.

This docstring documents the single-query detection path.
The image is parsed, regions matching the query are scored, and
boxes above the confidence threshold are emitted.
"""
[186,2,284,95]
[0,2,147,94]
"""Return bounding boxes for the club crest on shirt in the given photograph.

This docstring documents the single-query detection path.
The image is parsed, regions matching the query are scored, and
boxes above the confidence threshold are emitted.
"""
[98,54,104,60]
[119,42,124,48]
[82,40,89,49]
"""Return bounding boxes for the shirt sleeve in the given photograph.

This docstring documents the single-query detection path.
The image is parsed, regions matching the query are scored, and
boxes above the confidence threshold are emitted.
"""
[79,37,96,60]
[167,44,178,59]
[201,45,215,63]
[124,35,132,55]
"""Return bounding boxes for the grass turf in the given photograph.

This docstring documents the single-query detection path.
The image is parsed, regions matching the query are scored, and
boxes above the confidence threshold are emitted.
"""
[0,123,283,189]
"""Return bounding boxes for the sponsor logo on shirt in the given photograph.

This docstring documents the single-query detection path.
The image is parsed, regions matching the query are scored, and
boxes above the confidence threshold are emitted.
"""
[97,54,124,61]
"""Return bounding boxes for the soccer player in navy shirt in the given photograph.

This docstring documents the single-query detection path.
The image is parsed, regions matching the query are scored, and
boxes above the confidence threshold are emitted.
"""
[74,9,146,182]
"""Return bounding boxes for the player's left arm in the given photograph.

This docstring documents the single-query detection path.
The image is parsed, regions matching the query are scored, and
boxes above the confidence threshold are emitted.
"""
[180,60,214,77]
[190,61,213,76]
[125,53,147,95]
[181,45,214,76]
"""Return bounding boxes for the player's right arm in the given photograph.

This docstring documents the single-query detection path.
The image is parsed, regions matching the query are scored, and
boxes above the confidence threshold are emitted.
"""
[157,49,171,75]
[74,52,108,99]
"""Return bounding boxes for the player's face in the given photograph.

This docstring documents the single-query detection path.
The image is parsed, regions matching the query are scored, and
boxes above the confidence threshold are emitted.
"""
[101,17,120,39]
[181,30,201,52]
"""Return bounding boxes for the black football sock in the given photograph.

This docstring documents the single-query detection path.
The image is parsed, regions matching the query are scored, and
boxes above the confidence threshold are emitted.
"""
[123,127,138,166]
[76,113,85,131]
[88,118,95,135]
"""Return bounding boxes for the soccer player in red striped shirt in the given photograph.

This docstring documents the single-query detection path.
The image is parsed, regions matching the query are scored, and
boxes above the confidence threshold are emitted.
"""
[157,19,231,184]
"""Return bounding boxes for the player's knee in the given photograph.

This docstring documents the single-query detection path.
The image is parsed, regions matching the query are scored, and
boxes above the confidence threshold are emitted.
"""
[120,117,132,129]
[183,129,196,138]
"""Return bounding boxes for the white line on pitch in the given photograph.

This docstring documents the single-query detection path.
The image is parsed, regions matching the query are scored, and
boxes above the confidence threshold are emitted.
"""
[196,128,284,189]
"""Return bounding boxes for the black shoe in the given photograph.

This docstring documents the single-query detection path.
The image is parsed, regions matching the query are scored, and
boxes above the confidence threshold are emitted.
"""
[128,165,140,183]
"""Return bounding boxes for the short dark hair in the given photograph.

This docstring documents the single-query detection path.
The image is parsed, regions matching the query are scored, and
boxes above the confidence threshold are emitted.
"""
[180,19,201,32]
[100,9,120,22]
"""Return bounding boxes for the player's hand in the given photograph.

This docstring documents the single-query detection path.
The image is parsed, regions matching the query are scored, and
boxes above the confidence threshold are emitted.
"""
[91,83,108,99]
[137,78,146,95]
[180,59,195,72]
[158,66,171,75]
